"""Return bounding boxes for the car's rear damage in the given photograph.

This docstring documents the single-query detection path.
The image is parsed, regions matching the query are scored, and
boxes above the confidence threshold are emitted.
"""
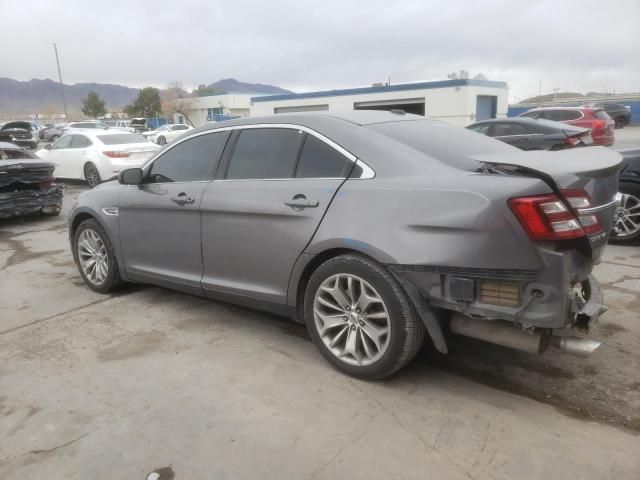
[0,159,63,218]
[385,147,622,358]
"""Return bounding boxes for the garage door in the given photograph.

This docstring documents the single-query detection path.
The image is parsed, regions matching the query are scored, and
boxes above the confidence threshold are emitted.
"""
[354,97,425,116]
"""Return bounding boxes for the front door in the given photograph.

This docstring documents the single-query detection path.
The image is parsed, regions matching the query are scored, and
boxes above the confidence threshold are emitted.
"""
[118,131,229,294]
[200,126,355,310]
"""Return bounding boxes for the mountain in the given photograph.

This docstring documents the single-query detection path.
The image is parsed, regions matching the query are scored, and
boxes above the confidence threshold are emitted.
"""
[0,77,293,115]
[207,78,293,95]
[0,78,139,115]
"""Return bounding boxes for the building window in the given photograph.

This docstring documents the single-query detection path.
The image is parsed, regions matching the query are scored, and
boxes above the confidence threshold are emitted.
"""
[207,107,225,121]
[274,104,329,114]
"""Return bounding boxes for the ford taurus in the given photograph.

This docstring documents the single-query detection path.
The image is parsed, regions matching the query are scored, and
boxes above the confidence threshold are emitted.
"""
[68,111,622,379]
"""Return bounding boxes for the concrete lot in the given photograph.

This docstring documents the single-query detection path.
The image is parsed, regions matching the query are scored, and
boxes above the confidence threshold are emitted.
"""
[0,183,639,480]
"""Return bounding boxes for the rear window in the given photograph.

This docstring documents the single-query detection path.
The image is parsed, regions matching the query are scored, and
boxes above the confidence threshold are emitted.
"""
[593,110,611,120]
[97,134,149,145]
[367,120,515,171]
[0,148,37,160]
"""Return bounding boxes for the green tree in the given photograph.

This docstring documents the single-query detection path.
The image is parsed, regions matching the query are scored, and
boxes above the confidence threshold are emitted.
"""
[192,84,222,97]
[124,87,162,117]
[81,91,107,118]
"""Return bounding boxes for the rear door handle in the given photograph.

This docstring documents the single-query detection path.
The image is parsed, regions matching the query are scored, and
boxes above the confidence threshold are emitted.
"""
[284,194,319,209]
[171,193,195,205]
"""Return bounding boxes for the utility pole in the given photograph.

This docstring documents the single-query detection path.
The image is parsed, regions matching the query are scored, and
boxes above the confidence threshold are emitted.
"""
[553,87,560,104]
[53,43,68,119]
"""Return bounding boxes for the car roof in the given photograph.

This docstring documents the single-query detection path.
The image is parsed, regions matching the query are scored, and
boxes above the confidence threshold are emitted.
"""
[62,130,141,139]
[193,110,430,135]
[525,106,600,112]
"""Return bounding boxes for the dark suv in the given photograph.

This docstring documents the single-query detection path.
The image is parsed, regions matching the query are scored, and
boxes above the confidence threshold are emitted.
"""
[0,121,38,149]
[585,103,631,129]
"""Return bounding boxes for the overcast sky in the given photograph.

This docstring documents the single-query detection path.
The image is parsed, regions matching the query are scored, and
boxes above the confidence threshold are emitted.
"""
[1,0,638,102]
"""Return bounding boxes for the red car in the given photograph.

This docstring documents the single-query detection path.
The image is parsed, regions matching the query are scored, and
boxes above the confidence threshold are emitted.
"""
[519,107,615,146]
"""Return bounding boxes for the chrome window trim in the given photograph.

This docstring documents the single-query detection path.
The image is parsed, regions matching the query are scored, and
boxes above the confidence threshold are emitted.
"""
[143,123,376,180]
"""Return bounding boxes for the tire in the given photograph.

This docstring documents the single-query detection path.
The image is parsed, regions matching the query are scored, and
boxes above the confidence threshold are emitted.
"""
[157,135,166,145]
[303,253,424,379]
[610,182,640,245]
[615,117,625,129]
[74,219,124,293]
[84,162,101,188]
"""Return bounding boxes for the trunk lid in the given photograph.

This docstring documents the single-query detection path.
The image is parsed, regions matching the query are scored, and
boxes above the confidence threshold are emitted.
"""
[473,147,622,259]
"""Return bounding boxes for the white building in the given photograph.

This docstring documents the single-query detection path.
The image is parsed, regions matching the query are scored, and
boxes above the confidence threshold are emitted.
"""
[172,94,253,127]
[250,79,508,126]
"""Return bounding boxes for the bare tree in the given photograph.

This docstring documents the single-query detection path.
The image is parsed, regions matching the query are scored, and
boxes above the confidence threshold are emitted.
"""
[162,81,195,126]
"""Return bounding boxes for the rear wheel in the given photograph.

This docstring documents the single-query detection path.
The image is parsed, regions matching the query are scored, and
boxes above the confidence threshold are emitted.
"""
[84,162,101,188]
[610,183,640,245]
[615,117,625,129]
[157,135,166,145]
[74,219,124,293]
[304,254,424,379]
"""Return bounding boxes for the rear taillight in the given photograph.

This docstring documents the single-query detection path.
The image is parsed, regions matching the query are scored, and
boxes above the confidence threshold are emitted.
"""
[591,120,606,135]
[508,190,602,240]
[103,151,129,158]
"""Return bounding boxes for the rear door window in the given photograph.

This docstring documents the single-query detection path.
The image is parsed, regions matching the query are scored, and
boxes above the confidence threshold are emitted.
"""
[295,134,351,178]
[53,135,74,149]
[226,128,304,179]
[71,135,92,148]
[148,132,227,183]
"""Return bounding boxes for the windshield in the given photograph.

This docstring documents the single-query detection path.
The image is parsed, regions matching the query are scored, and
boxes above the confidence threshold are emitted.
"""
[97,134,149,145]
[367,120,516,171]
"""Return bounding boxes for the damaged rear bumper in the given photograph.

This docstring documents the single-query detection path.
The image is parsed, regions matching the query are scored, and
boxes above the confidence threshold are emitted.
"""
[0,187,63,218]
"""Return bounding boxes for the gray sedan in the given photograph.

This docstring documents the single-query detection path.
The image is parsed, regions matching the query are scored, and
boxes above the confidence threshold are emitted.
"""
[69,111,621,379]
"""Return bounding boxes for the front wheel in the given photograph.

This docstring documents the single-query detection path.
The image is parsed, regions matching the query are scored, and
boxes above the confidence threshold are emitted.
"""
[304,254,424,379]
[74,219,124,293]
[157,135,166,145]
[84,162,101,188]
[610,183,640,245]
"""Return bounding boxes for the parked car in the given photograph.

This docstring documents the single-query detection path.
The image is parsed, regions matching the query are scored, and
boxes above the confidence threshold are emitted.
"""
[0,121,38,149]
[38,124,56,140]
[45,121,111,143]
[36,131,160,187]
[467,117,592,150]
[103,120,134,132]
[0,142,63,218]
[146,124,193,145]
[130,117,168,133]
[519,107,615,147]
[68,111,621,379]
[610,148,640,245]
[584,103,631,129]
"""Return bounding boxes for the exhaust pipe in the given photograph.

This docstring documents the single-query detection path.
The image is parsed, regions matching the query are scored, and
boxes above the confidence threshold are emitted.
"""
[449,313,545,354]
[449,313,601,357]
[549,336,601,357]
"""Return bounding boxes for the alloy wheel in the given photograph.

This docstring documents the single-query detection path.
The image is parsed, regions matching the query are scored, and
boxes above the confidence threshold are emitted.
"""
[313,273,391,366]
[613,193,640,237]
[77,229,109,285]
[85,164,99,187]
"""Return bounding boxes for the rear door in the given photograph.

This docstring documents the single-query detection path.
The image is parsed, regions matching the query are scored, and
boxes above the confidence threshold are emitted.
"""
[118,131,228,293]
[200,125,355,309]
[46,135,78,179]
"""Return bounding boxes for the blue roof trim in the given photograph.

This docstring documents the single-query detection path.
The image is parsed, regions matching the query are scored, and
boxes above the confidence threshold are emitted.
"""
[251,79,507,103]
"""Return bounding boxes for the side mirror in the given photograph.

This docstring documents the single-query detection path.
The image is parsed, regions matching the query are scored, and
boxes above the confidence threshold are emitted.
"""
[118,168,144,185]
[45,144,52,150]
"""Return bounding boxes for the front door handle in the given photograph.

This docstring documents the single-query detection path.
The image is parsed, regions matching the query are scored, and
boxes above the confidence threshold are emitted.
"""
[284,194,319,210]
[171,193,195,205]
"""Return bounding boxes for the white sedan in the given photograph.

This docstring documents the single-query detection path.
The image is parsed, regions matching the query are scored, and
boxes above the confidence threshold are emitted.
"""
[145,124,193,145]
[36,131,160,187]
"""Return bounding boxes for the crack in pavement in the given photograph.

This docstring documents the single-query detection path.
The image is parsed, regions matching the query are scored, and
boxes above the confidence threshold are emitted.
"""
[0,297,114,337]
